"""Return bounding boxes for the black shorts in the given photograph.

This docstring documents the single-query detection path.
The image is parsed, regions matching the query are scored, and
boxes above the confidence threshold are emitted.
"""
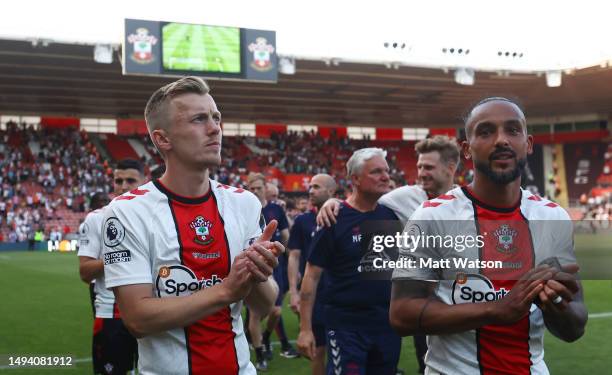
[313,323,326,348]
[92,318,138,374]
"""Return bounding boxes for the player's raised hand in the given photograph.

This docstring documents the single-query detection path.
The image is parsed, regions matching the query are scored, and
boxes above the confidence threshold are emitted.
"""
[243,220,284,283]
[316,198,341,227]
[253,220,284,256]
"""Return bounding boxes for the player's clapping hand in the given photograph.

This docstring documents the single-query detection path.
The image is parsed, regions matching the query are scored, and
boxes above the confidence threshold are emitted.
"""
[536,264,580,313]
[244,220,284,281]
[221,221,284,302]
[491,265,556,325]
[222,252,258,301]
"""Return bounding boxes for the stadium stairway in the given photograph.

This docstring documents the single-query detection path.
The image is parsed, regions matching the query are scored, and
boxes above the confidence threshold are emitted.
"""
[102,133,140,161]
[127,137,152,162]
[563,142,608,201]
[88,133,113,162]
[554,144,570,207]
[596,142,612,185]
[7,131,34,162]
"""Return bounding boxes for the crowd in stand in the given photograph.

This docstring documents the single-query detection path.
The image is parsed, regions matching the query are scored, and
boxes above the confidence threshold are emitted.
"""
[2,122,610,243]
[211,131,409,191]
[580,142,612,226]
[580,190,612,230]
[0,121,113,243]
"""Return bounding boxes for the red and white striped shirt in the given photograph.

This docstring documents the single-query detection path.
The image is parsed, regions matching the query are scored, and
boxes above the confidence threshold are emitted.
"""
[393,186,575,375]
[103,179,262,375]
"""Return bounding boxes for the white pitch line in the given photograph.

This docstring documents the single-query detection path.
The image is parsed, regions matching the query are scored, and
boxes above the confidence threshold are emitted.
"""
[3,316,612,372]
[589,311,612,319]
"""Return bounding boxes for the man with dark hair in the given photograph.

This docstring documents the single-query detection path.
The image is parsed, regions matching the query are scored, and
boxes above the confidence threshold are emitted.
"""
[390,97,587,374]
[296,197,309,213]
[316,135,460,373]
[78,160,143,375]
[89,192,110,213]
[102,76,282,375]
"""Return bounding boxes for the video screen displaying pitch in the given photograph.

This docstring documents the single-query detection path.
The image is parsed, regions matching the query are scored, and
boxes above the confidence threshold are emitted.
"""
[162,23,241,73]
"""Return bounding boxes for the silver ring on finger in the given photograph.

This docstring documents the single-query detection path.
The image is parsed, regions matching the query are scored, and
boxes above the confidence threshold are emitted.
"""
[552,295,563,304]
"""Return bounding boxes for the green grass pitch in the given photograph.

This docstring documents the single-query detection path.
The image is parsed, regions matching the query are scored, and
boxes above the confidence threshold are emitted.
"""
[0,235,610,374]
[162,23,241,73]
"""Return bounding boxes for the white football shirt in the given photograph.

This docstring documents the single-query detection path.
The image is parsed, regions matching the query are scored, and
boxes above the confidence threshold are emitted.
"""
[102,179,262,375]
[77,207,118,318]
[393,186,575,375]
[379,185,430,226]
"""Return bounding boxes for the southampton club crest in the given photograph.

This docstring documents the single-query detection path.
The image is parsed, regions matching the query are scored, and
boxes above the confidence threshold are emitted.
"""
[493,224,518,254]
[248,37,275,72]
[127,27,158,64]
[190,216,214,246]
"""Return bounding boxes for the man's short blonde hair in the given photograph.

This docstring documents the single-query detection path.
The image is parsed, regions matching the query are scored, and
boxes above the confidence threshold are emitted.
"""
[144,76,210,133]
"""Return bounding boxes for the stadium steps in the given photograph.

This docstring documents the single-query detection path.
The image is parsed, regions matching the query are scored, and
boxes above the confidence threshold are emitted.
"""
[127,137,152,162]
[102,134,139,161]
[8,131,34,162]
[88,133,113,162]
[554,144,570,207]
[596,142,612,185]
[563,142,608,202]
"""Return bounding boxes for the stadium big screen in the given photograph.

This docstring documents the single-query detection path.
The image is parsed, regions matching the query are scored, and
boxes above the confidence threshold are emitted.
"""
[123,18,277,82]
[162,23,241,73]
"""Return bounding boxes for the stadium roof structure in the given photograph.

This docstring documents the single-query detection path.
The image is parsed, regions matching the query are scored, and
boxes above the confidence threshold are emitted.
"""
[2,38,612,128]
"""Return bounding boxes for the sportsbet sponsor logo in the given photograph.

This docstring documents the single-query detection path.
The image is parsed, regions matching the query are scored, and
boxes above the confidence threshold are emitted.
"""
[155,265,224,297]
[451,273,510,304]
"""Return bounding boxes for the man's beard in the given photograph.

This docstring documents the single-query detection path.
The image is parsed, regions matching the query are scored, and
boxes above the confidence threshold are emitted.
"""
[420,176,445,195]
[475,152,527,185]
[311,194,329,209]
